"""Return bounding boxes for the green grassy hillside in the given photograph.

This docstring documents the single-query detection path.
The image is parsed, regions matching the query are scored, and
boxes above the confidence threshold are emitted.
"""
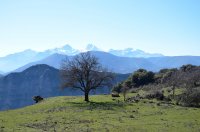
[0,95,200,132]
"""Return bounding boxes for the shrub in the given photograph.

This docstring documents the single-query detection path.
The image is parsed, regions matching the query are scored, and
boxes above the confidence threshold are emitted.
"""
[145,90,164,100]
[126,94,141,103]
[167,88,172,93]
[129,88,138,93]
[112,83,123,93]
[164,97,172,102]
[131,69,155,87]
[140,84,163,92]
[32,96,44,103]
[111,92,120,97]
[179,88,200,107]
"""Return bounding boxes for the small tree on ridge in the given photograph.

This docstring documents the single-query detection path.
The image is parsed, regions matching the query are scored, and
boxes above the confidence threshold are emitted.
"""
[60,52,114,102]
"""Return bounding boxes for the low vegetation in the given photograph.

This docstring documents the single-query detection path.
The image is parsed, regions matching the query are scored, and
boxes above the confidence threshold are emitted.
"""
[0,94,200,132]
[112,64,200,107]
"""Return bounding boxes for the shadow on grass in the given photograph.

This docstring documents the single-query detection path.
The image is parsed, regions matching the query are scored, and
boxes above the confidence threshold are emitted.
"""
[67,101,126,110]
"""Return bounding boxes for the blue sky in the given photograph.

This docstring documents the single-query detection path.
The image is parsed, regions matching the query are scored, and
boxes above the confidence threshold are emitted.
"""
[0,0,199,56]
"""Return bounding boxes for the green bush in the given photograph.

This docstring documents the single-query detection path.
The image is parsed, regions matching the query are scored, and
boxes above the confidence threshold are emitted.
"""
[131,69,155,87]
[179,88,200,107]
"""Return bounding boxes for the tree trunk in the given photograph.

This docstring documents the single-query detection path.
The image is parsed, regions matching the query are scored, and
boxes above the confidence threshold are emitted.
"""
[172,86,175,99]
[123,92,126,102]
[84,92,89,102]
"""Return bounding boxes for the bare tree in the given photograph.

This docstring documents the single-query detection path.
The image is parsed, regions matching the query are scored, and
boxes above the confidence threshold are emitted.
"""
[122,79,132,102]
[60,52,114,102]
[168,71,181,99]
[161,65,200,99]
[160,69,180,99]
[122,85,129,102]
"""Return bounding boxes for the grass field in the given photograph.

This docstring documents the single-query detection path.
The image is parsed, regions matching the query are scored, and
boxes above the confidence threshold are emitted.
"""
[0,94,200,132]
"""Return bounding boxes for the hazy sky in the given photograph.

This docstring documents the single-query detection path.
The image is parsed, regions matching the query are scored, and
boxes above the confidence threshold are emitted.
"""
[0,0,200,56]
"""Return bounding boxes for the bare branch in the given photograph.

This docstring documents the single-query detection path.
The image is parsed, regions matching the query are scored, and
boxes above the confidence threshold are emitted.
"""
[60,52,114,101]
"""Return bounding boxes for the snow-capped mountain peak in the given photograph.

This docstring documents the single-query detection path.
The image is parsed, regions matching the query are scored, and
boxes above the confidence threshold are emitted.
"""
[61,44,73,50]
[85,44,101,51]
[0,44,164,72]
[46,44,80,55]
[108,48,163,58]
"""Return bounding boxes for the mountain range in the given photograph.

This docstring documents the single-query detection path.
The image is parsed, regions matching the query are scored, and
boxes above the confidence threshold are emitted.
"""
[0,45,79,73]
[0,64,130,110]
[109,48,163,58]
[13,51,200,74]
[14,52,156,73]
[1,44,200,110]
[0,44,163,73]
[0,44,200,74]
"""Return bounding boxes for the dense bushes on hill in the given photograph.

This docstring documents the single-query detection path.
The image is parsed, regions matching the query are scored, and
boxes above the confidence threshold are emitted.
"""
[112,69,155,93]
[131,69,155,87]
[112,64,200,107]
[176,88,200,107]
[113,64,200,91]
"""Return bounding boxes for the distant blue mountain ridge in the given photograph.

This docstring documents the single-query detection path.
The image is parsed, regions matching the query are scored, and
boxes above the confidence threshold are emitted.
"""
[14,51,200,74]
[1,44,200,74]
[0,44,164,73]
